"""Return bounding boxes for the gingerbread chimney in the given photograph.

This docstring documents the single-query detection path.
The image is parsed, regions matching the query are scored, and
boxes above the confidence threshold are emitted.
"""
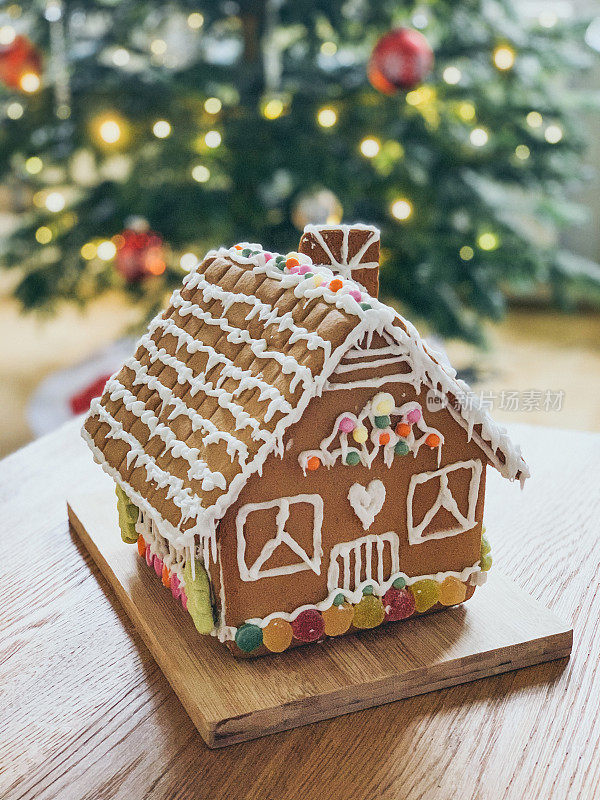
[298,223,380,298]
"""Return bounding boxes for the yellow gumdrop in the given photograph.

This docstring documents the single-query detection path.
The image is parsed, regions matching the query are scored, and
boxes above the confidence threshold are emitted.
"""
[352,425,368,444]
[115,485,138,543]
[312,274,324,287]
[353,595,385,629]
[262,618,293,653]
[373,392,394,416]
[183,559,214,634]
[439,576,467,606]
[322,602,354,636]
[410,579,440,613]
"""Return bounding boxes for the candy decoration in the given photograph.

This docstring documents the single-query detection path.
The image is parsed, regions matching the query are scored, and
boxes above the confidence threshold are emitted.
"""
[439,576,467,606]
[395,422,411,438]
[392,576,406,589]
[481,533,491,557]
[349,289,362,302]
[162,563,171,588]
[286,255,300,268]
[406,408,422,424]
[235,623,263,653]
[373,393,394,415]
[379,433,390,445]
[362,585,374,595]
[409,579,440,613]
[137,533,146,558]
[171,573,182,600]
[338,416,356,433]
[383,587,416,620]
[368,28,434,94]
[262,618,293,653]
[145,544,153,567]
[322,602,354,636]
[480,553,493,571]
[426,433,441,448]
[153,555,163,577]
[374,415,390,429]
[306,456,321,471]
[333,593,346,606]
[291,609,325,642]
[345,451,361,466]
[394,440,410,456]
[353,595,385,629]
[181,590,188,610]
[352,426,368,444]
[360,302,372,310]
[183,558,214,634]
[312,274,324,287]
[329,278,344,293]
[115,485,139,543]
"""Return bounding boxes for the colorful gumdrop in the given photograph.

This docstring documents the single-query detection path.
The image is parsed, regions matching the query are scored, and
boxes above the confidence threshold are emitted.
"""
[383,587,416,620]
[162,563,171,588]
[235,623,263,653]
[353,595,385,629]
[137,533,146,558]
[480,553,493,571]
[481,533,491,557]
[439,576,467,606]
[291,609,325,642]
[409,579,440,612]
[373,392,394,416]
[153,555,163,577]
[183,559,214,634]
[262,618,293,653]
[145,544,153,567]
[115,485,138,543]
[322,602,354,636]
[170,572,181,599]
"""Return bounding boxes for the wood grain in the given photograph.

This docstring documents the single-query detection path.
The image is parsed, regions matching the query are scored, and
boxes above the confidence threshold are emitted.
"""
[67,476,571,748]
[0,419,599,798]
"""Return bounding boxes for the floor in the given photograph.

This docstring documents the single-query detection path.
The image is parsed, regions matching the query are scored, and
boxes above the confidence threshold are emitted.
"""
[1,296,599,459]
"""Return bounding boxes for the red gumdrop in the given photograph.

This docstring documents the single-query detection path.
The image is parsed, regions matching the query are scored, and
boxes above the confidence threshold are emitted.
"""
[145,544,153,567]
[383,587,416,621]
[153,555,163,577]
[291,609,325,642]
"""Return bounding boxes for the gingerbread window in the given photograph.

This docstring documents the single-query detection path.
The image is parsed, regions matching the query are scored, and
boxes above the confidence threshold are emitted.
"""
[236,495,324,581]
[406,459,482,545]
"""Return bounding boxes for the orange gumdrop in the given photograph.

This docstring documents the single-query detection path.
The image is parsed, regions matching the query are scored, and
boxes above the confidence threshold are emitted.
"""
[162,564,171,588]
[322,602,354,636]
[137,534,146,558]
[379,433,390,445]
[396,422,411,438]
[306,456,321,471]
[426,433,440,448]
[286,255,300,268]
[329,278,343,293]
[262,618,293,653]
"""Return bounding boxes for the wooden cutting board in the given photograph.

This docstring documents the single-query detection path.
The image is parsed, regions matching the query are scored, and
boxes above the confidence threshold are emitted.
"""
[67,468,572,749]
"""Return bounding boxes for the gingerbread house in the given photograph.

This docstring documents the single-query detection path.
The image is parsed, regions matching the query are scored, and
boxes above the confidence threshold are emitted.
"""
[83,223,529,657]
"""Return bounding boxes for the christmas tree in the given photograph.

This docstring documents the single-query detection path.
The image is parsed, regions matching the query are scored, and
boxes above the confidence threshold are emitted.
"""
[0,0,598,341]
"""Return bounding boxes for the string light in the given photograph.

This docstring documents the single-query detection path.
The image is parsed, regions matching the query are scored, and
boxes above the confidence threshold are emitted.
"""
[406,86,435,106]
[493,45,515,70]
[192,164,210,182]
[204,97,222,114]
[317,107,337,127]
[180,252,198,270]
[515,144,530,160]
[20,72,41,93]
[460,246,474,261]
[470,127,489,147]
[526,111,543,128]
[443,66,461,85]
[44,1,61,22]
[152,120,171,138]
[7,102,23,119]
[35,226,52,244]
[45,191,65,212]
[25,156,43,174]
[458,102,475,121]
[539,11,558,28]
[81,242,97,260]
[112,48,130,67]
[321,41,337,56]
[0,26,16,45]
[98,118,122,144]
[478,232,499,250]
[262,99,284,120]
[360,137,380,158]
[187,12,204,29]
[204,130,221,148]
[545,124,563,144]
[150,39,167,56]
[391,199,412,220]
[97,240,117,260]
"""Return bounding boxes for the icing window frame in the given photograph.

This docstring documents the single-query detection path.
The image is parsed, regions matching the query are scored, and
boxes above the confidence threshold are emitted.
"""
[236,494,324,582]
[406,459,482,545]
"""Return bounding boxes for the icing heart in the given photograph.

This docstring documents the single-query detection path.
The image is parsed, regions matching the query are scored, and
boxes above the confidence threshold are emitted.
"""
[348,480,386,530]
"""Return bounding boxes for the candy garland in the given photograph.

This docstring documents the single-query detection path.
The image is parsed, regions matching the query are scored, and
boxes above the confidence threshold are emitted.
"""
[298,391,444,474]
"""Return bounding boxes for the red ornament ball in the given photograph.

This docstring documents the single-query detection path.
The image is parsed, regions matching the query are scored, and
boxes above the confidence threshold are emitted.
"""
[291,609,325,642]
[0,35,42,91]
[383,587,416,621]
[368,28,434,94]
[115,228,166,283]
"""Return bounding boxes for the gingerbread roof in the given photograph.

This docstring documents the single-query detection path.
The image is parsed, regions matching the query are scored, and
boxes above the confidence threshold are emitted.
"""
[83,241,528,563]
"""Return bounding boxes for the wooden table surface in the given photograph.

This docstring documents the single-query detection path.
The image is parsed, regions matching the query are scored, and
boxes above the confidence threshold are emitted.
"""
[1,419,599,800]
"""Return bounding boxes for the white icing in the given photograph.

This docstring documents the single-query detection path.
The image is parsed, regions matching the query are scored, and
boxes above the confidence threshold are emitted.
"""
[406,459,482,544]
[302,223,380,276]
[347,480,386,530]
[328,531,399,593]
[236,494,324,581]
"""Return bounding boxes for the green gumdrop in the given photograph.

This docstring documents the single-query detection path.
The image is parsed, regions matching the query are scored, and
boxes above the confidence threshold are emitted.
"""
[480,553,493,571]
[394,440,410,456]
[345,451,361,466]
[333,593,345,606]
[360,302,371,310]
[115,485,138,543]
[392,576,406,589]
[183,559,215,634]
[235,623,263,653]
[481,534,491,557]
[374,415,390,429]
[362,585,374,595]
